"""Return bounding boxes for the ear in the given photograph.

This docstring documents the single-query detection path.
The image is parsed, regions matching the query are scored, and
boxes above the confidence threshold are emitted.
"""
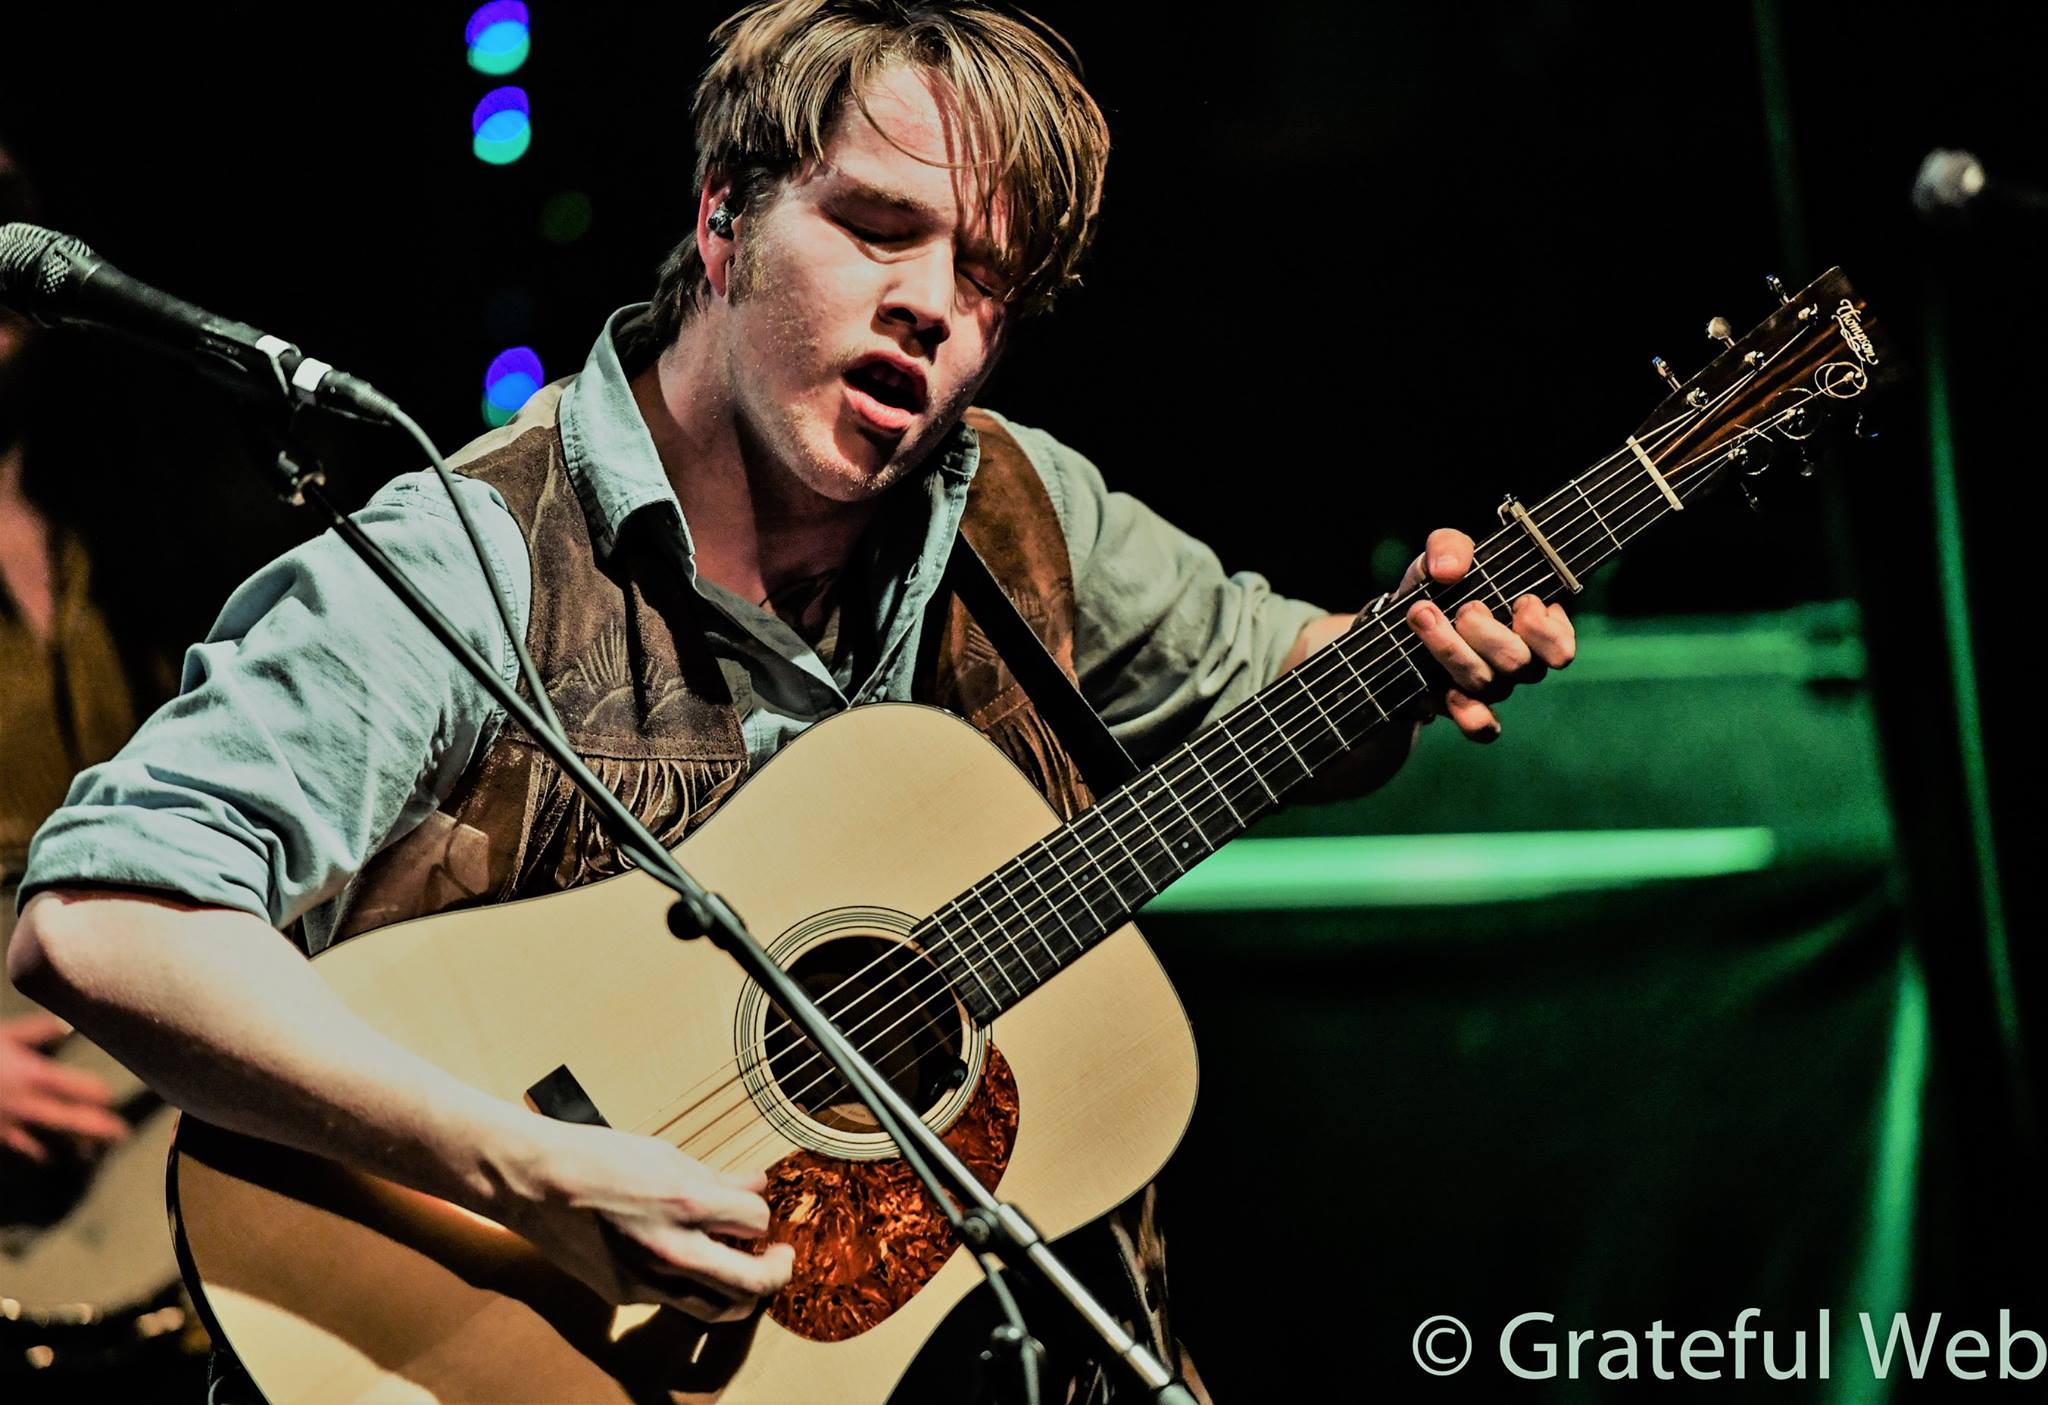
[696,176,738,300]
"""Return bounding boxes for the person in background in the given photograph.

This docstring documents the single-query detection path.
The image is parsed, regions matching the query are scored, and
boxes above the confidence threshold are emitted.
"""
[0,144,132,1163]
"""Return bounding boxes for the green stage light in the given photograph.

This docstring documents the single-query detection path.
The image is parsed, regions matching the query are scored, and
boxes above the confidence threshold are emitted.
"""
[1146,828,1778,911]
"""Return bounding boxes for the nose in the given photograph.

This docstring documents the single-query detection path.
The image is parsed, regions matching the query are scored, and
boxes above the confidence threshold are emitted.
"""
[880,248,952,355]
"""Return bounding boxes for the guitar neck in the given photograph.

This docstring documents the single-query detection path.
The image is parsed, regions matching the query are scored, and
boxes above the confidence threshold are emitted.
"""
[922,267,1890,1021]
[921,441,1690,1022]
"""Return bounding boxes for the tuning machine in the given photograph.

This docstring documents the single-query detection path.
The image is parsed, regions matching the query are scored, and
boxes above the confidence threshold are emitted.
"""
[1652,356,1708,407]
[1728,438,1770,478]
[1705,316,1736,348]
[1765,273,1792,305]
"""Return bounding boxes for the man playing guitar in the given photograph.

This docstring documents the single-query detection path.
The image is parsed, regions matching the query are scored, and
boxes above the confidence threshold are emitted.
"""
[8,3,1574,1398]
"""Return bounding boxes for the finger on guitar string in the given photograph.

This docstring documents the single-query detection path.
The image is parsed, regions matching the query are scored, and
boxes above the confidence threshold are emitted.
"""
[1404,599,1494,697]
[1514,593,1577,669]
[500,1118,795,1315]
[1454,598,1534,683]
[613,1223,796,1322]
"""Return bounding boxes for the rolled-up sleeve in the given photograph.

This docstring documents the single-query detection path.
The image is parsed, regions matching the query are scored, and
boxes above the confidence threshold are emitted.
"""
[988,413,1330,764]
[18,471,530,929]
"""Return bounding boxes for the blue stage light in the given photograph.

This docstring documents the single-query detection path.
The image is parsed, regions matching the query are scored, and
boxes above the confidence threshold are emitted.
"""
[465,2,529,47]
[483,346,544,426]
[471,86,531,165]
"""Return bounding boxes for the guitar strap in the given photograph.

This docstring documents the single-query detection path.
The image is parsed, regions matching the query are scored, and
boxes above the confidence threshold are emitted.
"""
[934,533,1139,797]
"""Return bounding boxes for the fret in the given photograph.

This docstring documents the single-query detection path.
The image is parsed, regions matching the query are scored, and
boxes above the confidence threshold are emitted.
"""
[939,892,1010,996]
[994,864,1079,964]
[1149,774,1218,863]
[1469,549,1517,614]
[964,884,1032,994]
[1187,747,1247,824]
[1118,785,1189,880]
[1252,693,1313,780]
[1570,477,1625,551]
[1297,673,1353,747]
[1369,608,1432,692]
[1215,727,1280,805]
[1040,835,1107,937]
[1330,640,1392,721]
[932,912,1004,1016]
[1087,803,1170,900]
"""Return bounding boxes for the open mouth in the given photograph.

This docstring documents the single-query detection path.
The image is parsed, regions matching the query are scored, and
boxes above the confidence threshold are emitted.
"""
[843,355,927,436]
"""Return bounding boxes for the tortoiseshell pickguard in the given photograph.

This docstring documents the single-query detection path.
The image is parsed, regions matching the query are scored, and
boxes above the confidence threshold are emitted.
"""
[762,1043,1018,1342]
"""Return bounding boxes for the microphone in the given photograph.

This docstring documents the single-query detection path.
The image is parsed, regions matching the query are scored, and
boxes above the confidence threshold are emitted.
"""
[1912,148,2048,222]
[0,222,397,420]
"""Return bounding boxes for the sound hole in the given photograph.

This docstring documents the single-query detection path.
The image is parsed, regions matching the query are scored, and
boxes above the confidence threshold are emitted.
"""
[765,936,968,1133]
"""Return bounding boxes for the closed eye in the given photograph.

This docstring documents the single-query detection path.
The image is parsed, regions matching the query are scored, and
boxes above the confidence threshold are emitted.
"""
[839,215,1003,300]
[838,216,905,245]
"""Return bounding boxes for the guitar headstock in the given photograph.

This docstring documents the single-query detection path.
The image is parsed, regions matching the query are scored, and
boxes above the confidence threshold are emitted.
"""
[1630,269,1899,509]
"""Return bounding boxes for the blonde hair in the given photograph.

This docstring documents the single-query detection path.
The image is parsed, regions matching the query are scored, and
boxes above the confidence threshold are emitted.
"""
[650,0,1110,339]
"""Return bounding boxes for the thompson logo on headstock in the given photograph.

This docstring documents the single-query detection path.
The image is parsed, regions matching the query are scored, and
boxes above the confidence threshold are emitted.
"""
[1832,299,1879,366]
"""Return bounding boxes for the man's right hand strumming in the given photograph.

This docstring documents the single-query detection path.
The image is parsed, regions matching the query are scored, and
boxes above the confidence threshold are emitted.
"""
[495,1118,794,1320]
[7,887,792,1318]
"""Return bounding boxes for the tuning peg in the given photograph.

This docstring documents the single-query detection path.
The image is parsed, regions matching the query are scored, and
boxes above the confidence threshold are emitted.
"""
[1652,355,1681,390]
[1765,273,1791,305]
[1706,316,1736,348]
[1738,478,1764,512]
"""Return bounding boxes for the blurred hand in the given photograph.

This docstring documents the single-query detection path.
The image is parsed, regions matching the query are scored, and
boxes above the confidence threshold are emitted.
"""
[1399,527,1576,741]
[0,1011,128,1162]
[497,1119,795,1321]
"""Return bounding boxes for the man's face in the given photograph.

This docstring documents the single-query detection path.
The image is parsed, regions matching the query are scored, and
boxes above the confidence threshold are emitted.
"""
[716,63,1013,505]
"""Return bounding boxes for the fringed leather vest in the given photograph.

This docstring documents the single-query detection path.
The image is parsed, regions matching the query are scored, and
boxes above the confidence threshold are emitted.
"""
[319,388,1199,1403]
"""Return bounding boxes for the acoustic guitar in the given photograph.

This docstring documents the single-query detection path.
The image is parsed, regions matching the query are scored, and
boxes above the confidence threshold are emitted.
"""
[168,270,1893,1403]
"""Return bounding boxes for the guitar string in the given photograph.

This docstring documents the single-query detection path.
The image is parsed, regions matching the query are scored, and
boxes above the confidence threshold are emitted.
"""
[655,385,1790,1165]
[616,395,1723,1150]
[688,422,1752,1171]
[664,393,1792,1168]
[631,335,1833,1157]
[635,356,1810,1160]
[705,335,1855,1155]
[823,332,1832,1019]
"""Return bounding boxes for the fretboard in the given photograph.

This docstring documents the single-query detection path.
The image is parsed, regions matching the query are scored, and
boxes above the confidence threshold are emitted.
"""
[922,420,1717,1023]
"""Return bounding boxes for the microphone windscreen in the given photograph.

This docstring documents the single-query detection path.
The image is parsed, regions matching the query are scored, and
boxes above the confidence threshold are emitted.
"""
[0,222,95,308]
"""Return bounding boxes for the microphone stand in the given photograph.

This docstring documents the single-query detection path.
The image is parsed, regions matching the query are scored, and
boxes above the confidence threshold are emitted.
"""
[260,418,1195,1405]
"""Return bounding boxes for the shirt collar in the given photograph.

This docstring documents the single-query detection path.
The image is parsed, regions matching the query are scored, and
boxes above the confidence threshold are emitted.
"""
[555,302,981,573]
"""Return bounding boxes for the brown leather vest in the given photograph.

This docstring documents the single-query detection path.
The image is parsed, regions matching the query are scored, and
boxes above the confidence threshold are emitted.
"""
[324,394,1088,944]
[320,387,1194,1402]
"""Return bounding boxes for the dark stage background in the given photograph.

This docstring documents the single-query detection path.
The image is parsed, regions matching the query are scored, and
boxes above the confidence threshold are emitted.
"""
[2,2,2042,1400]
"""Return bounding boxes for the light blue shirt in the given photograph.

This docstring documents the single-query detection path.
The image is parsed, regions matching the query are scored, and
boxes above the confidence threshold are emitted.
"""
[22,306,1326,948]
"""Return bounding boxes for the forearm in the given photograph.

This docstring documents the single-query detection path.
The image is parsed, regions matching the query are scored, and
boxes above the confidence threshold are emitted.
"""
[7,887,545,1218]
[1278,610,1421,801]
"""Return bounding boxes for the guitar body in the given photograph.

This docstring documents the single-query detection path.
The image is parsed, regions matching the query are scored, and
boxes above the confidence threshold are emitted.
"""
[170,703,1199,1404]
